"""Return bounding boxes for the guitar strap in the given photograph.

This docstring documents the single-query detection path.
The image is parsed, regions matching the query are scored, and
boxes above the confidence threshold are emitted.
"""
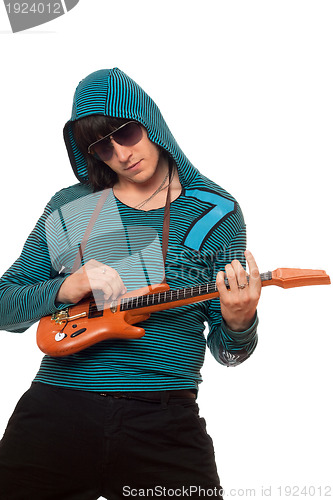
[71,187,112,274]
[71,159,173,283]
[160,158,173,284]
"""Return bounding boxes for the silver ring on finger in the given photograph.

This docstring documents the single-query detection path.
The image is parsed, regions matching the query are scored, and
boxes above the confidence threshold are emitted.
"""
[238,283,248,289]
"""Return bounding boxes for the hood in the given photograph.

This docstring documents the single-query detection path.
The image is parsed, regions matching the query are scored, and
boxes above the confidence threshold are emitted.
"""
[63,68,200,188]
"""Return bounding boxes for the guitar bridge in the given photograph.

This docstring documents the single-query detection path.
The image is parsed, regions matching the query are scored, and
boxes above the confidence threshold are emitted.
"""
[51,309,87,324]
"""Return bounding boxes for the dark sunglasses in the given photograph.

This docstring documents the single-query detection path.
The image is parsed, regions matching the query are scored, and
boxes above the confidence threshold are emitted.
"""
[87,121,143,162]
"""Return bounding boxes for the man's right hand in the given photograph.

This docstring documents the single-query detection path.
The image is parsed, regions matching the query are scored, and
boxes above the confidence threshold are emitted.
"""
[56,259,127,304]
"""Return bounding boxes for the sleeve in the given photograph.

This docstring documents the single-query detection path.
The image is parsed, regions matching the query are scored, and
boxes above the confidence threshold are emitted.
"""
[206,214,259,367]
[0,202,69,333]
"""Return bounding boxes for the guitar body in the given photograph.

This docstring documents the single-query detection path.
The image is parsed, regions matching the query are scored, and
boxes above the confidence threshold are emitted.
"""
[37,283,170,357]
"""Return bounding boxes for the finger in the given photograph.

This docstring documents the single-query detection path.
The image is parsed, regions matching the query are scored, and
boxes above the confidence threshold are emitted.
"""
[87,276,114,300]
[216,270,229,296]
[224,263,239,292]
[97,266,127,296]
[107,268,127,296]
[103,279,126,300]
[244,250,261,287]
[231,259,248,287]
[87,269,127,300]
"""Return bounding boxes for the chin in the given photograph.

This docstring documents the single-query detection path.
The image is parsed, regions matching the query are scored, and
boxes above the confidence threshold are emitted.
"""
[136,169,156,182]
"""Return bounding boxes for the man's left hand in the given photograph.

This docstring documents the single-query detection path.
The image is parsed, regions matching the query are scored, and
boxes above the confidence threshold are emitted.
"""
[216,250,261,332]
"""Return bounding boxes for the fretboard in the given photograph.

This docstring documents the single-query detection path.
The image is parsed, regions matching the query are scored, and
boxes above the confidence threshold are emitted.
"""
[120,271,272,312]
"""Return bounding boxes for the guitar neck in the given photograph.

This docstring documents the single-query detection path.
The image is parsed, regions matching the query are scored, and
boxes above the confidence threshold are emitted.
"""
[119,268,330,315]
[119,272,272,314]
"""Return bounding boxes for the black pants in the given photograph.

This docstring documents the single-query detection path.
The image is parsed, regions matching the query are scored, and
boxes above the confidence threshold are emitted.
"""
[0,383,223,499]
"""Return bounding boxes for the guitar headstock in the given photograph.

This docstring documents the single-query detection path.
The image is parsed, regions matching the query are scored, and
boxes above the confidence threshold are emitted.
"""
[268,268,331,289]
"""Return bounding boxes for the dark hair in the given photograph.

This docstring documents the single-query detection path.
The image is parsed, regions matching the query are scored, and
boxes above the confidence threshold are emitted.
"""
[73,115,130,191]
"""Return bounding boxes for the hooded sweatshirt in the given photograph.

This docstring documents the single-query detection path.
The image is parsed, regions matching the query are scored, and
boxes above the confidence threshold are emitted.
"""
[0,68,258,392]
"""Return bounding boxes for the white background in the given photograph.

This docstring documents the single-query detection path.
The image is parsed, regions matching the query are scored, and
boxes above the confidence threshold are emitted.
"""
[0,1,332,498]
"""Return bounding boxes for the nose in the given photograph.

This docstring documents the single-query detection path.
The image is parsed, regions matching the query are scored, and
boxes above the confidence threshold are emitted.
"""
[111,140,132,162]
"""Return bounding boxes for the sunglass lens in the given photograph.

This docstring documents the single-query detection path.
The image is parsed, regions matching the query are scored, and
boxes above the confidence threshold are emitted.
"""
[113,122,143,146]
[92,138,114,162]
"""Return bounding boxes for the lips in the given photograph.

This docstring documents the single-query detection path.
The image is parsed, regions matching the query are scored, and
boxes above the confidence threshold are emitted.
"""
[126,160,142,170]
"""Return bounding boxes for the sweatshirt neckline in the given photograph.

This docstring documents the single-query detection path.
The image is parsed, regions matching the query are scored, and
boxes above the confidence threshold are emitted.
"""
[112,189,183,213]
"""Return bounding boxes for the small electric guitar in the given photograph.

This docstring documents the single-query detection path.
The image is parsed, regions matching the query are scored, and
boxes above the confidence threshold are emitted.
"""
[37,268,330,357]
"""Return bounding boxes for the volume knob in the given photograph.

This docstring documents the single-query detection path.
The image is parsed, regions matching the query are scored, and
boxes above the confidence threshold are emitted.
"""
[55,332,67,342]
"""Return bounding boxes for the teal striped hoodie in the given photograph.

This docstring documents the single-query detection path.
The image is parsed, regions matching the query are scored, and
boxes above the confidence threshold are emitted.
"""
[0,68,258,391]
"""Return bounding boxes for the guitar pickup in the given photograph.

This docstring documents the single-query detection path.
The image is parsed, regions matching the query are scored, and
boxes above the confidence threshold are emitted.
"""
[70,328,87,338]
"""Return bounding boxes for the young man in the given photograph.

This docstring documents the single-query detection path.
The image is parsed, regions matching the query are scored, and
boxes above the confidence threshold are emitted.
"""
[0,68,261,499]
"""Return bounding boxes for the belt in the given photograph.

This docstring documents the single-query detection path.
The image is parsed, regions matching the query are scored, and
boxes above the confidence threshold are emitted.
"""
[99,389,197,402]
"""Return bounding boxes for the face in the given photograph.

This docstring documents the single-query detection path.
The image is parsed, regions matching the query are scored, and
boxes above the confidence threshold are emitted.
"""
[101,126,165,187]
